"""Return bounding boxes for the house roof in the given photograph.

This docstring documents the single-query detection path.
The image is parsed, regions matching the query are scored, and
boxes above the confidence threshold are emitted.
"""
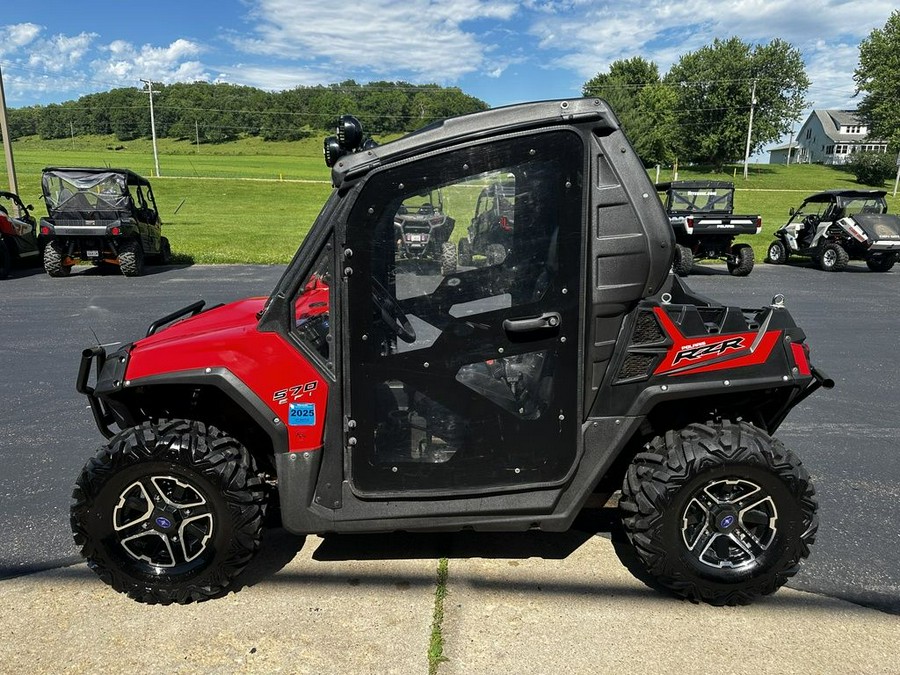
[811,110,885,144]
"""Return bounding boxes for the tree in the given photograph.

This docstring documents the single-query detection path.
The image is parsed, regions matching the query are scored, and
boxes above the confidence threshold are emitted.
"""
[666,37,808,168]
[583,57,664,161]
[854,11,900,150]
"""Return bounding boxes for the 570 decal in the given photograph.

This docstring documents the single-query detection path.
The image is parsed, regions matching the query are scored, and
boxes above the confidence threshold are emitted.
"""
[672,337,746,365]
[273,380,319,404]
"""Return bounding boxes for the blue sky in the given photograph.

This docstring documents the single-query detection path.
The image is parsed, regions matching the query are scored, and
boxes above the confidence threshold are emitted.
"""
[0,0,895,150]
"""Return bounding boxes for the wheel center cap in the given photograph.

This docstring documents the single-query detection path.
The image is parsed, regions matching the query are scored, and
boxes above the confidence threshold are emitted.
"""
[713,509,738,534]
[150,505,182,533]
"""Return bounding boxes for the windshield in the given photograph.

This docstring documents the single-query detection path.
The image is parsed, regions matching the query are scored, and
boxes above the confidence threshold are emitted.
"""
[42,171,131,212]
[669,187,733,213]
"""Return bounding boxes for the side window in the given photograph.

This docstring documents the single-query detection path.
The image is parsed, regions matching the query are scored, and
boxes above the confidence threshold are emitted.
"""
[292,244,333,372]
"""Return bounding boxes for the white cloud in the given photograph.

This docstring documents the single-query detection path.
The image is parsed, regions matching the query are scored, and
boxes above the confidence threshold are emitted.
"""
[27,32,97,73]
[217,64,338,90]
[0,23,42,57]
[236,0,518,81]
[92,38,209,85]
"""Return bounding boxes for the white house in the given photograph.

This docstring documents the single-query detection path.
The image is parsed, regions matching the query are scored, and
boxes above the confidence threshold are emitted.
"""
[795,110,888,165]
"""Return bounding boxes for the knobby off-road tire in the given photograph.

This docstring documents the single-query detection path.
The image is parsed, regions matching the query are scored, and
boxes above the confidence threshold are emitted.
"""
[866,252,896,273]
[486,243,507,266]
[619,421,817,606]
[766,240,788,265]
[71,419,267,604]
[118,239,145,276]
[0,240,9,279]
[673,244,693,277]
[727,244,754,276]
[43,239,71,277]
[818,242,848,272]
[457,237,473,267]
[157,236,172,265]
[440,241,457,276]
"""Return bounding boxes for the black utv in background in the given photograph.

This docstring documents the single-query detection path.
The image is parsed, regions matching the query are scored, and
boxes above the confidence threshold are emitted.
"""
[657,181,761,277]
[39,167,170,277]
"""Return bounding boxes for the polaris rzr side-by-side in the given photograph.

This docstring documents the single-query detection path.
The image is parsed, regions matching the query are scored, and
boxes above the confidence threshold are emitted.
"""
[0,190,40,279]
[768,190,900,272]
[39,167,171,277]
[657,181,761,276]
[393,189,458,275]
[71,100,831,608]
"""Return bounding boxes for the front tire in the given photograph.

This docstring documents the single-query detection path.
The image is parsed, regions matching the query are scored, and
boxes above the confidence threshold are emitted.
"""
[766,240,788,265]
[818,242,848,272]
[673,244,693,277]
[457,237,473,267]
[0,240,9,279]
[727,243,754,276]
[70,419,267,604]
[619,422,817,606]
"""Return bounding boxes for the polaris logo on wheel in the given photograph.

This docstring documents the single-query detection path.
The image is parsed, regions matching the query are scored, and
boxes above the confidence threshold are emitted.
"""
[673,337,746,364]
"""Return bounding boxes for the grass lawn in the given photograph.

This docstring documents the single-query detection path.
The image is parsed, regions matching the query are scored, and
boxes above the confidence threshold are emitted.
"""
[2,135,897,264]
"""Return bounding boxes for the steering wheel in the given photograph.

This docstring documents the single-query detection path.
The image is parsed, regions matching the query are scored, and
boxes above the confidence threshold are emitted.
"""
[802,214,820,228]
[371,278,416,343]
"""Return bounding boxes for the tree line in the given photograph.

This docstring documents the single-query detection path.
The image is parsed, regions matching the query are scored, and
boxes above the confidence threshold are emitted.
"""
[5,80,489,144]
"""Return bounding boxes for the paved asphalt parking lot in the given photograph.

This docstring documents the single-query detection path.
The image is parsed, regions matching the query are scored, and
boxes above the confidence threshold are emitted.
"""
[0,260,898,614]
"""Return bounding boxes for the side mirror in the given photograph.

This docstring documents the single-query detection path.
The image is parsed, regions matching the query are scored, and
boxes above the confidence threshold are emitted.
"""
[789,207,795,216]
[26,204,34,211]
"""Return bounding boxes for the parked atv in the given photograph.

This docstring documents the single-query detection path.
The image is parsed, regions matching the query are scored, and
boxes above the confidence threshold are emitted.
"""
[0,191,40,279]
[39,167,170,277]
[768,190,900,272]
[393,189,457,275]
[657,181,761,276]
[72,100,831,608]
[458,182,516,267]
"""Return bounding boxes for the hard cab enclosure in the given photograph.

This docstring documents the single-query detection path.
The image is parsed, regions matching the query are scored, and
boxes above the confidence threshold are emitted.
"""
[74,99,829,605]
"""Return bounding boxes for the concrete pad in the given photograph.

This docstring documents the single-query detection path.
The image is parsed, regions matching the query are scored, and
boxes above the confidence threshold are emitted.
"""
[441,533,899,674]
[0,530,437,674]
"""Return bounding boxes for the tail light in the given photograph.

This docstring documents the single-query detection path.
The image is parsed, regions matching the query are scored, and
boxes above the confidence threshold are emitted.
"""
[685,216,694,234]
[755,216,763,234]
[110,226,121,236]
[40,224,51,235]
[0,214,10,235]
[790,342,811,376]
[499,216,512,232]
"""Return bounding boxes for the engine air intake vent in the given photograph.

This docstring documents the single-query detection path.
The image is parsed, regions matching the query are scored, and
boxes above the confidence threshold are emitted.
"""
[631,311,665,345]
[617,353,656,381]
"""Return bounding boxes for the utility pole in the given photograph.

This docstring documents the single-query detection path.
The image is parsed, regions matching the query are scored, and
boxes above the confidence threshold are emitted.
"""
[742,79,758,180]
[140,79,161,177]
[195,120,200,153]
[0,63,19,196]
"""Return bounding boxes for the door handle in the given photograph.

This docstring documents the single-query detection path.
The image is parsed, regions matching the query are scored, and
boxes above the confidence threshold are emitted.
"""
[502,312,561,333]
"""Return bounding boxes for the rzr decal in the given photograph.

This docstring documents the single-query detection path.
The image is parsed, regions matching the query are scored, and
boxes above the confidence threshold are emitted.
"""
[673,337,746,365]
[652,307,781,376]
[273,380,319,404]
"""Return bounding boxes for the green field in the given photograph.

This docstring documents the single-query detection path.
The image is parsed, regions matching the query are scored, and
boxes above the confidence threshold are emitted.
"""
[2,135,897,264]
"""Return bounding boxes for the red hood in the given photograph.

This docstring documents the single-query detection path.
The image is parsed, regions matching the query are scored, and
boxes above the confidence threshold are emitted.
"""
[127,297,270,379]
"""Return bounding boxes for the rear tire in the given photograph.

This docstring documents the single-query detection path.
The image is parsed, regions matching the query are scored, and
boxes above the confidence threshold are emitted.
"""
[619,421,817,606]
[818,242,848,272]
[43,239,71,277]
[866,252,896,272]
[673,244,693,277]
[0,240,9,279]
[727,243,754,276]
[119,239,144,276]
[440,241,457,276]
[70,419,267,605]
[766,240,788,265]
